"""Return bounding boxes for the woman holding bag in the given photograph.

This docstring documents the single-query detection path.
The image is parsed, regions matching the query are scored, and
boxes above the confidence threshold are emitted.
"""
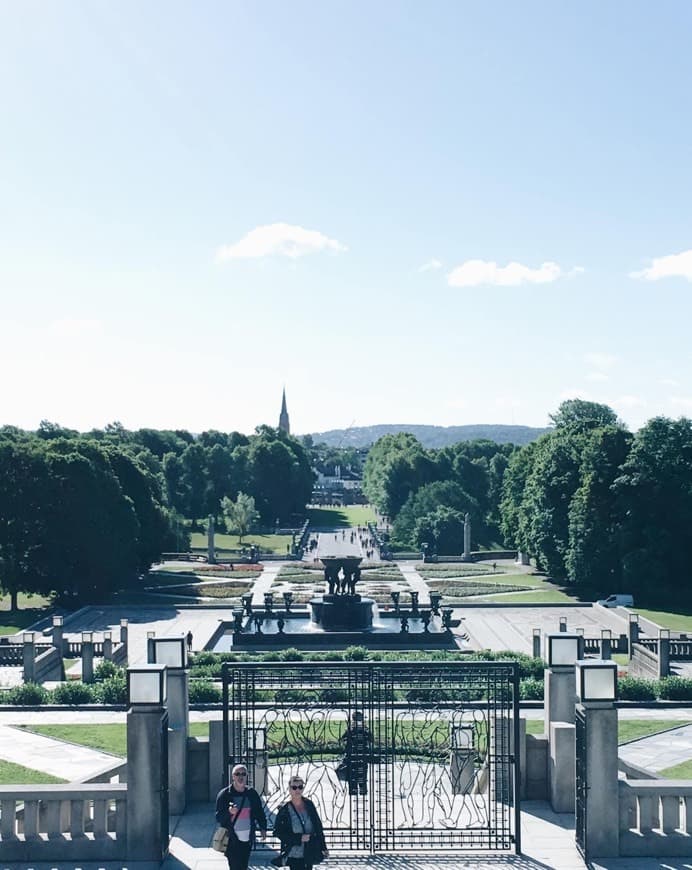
[215,763,267,870]
[273,775,329,869]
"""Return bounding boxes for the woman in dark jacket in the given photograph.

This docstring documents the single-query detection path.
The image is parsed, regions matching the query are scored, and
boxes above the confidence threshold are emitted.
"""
[273,774,328,870]
[215,763,267,870]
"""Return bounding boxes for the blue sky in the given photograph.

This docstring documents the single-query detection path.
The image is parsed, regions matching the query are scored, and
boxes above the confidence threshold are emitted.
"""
[2,1,692,436]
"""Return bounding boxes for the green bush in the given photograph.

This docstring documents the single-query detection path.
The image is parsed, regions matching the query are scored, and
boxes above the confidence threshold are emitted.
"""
[95,674,127,704]
[519,678,544,700]
[51,681,97,704]
[343,645,368,661]
[618,677,657,701]
[4,682,49,705]
[279,648,304,662]
[94,660,123,681]
[657,677,692,700]
[188,680,222,703]
[319,688,348,703]
[262,651,282,662]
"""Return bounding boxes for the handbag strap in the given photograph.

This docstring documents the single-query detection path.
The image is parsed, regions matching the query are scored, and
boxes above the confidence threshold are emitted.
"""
[289,803,307,832]
[229,792,247,829]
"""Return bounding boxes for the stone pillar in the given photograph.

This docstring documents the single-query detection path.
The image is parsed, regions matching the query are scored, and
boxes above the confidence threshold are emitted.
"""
[658,630,670,679]
[544,666,576,733]
[127,703,169,860]
[549,722,575,812]
[207,514,216,564]
[516,551,530,566]
[81,636,94,684]
[532,629,541,659]
[600,631,612,661]
[578,701,619,857]
[462,512,472,560]
[559,616,567,633]
[166,667,189,814]
[51,617,64,655]
[22,634,36,683]
[120,619,129,646]
[103,631,113,661]
[628,614,639,659]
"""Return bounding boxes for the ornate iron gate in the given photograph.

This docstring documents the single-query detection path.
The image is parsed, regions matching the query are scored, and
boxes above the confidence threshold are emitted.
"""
[575,706,587,860]
[222,661,520,854]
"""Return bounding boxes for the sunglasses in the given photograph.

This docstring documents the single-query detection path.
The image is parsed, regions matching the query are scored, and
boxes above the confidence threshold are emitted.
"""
[291,784,304,790]
[233,772,247,777]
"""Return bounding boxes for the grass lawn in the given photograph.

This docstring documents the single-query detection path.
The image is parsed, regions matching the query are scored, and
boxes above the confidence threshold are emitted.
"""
[525,718,683,744]
[306,506,377,528]
[634,608,692,633]
[18,722,210,757]
[190,532,294,555]
[0,595,52,635]
[0,759,66,785]
[659,759,692,778]
[475,588,578,604]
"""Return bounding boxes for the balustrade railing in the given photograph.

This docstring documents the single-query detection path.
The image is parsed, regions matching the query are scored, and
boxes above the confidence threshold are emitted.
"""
[0,783,127,861]
[619,779,692,856]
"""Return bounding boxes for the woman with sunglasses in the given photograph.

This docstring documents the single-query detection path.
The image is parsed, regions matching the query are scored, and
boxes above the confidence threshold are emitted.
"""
[273,775,329,869]
[215,763,267,870]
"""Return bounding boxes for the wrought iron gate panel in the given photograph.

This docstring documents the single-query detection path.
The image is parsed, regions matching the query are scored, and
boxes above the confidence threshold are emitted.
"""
[575,706,587,860]
[222,661,519,854]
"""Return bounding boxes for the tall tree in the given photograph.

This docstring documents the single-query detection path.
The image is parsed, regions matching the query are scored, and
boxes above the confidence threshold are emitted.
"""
[222,492,259,542]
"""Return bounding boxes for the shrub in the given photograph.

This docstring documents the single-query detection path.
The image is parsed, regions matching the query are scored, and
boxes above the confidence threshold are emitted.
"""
[262,651,282,662]
[343,646,368,661]
[319,688,349,703]
[188,680,222,703]
[4,682,49,705]
[657,677,692,701]
[617,677,657,701]
[279,648,304,662]
[51,682,97,705]
[95,674,127,704]
[94,660,123,681]
[519,678,544,700]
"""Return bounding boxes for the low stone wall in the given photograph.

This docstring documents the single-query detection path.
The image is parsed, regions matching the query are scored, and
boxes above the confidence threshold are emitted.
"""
[619,779,692,856]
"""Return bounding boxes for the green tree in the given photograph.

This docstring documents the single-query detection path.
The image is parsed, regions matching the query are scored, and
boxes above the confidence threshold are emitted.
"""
[222,492,259,542]
[550,399,620,432]
[413,506,466,555]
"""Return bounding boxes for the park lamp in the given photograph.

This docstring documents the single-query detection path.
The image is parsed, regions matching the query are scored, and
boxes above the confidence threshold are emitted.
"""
[151,636,187,669]
[600,628,612,640]
[52,615,63,627]
[576,659,617,703]
[127,664,167,706]
[22,631,35,644]
[120,618,128,628]
[81,631,93,644]
[103,630,112,642]
[546,633,582,668]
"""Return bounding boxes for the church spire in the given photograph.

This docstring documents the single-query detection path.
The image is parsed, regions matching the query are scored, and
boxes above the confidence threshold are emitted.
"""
[278,387,290,434]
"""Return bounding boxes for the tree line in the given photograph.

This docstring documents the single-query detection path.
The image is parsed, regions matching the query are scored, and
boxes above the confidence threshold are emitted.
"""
[0,422,314,608]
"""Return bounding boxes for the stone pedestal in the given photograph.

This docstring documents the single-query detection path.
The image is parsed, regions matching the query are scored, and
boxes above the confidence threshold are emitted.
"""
[52,619,64,654]
[22,637,35,683]
[549,722,575,812]
[81,640,94,683]
[462,513,472,560]
[578,702,619,858]
[207,515,215,564]
[166,667,189,815]
[127,705,169,860]
[544,667,576,733]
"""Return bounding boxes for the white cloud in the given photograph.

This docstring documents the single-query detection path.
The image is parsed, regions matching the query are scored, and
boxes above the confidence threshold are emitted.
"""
[584,352,618,369]
[630,248,692,282]
[586,371,609,382]
[419,258,442,272]
[558,389,592,402]
[216,223,347,261]
[660,378,679,387]
[494,396,522,409]
[447,259,562,287]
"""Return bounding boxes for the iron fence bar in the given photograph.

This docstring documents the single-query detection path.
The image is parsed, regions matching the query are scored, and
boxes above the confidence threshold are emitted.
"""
[513,663,522,853]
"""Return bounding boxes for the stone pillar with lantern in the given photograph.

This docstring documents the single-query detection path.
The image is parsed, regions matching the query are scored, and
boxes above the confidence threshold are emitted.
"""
[150,636,189,815]
[51,615,64,654]
[81,631,95,683]
[22,632,36,683]
[126,664,169,860]
[544,633,582,812]
[574,659,619,859]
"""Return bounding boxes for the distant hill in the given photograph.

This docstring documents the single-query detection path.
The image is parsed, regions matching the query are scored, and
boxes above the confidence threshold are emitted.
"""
[305,424,549,449]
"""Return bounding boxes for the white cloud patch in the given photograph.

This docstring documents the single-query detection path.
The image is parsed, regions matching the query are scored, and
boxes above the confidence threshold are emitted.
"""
[216,223,347,261]
[611,395,646,409]
[558,389,592,402]
[447,259,563,287]
[670,396,692,412]
[419,258,443,272]
[630,248,692,282]
[660,378,679,387]
[586,371,609,382]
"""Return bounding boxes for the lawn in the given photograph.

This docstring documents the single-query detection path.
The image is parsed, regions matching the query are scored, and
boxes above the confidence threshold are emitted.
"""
[660,759,692,778]
[634,608,692,633]
[0,759,66,785]
[306,506,377,528]
[190,532,294,554]
[475,589,578,604]
[18,722,210,757]
[0,594,53,635]
[524,718,683,744]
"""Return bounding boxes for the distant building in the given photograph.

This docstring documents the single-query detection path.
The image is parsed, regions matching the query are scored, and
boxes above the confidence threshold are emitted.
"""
[278,388,290,434]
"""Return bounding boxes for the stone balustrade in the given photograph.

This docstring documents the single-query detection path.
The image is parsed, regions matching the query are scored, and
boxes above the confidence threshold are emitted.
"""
[0,783,127,861]
[619,778,692,856]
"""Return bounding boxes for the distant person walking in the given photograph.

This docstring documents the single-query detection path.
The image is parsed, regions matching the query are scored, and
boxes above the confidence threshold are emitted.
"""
[186,630,193,653]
